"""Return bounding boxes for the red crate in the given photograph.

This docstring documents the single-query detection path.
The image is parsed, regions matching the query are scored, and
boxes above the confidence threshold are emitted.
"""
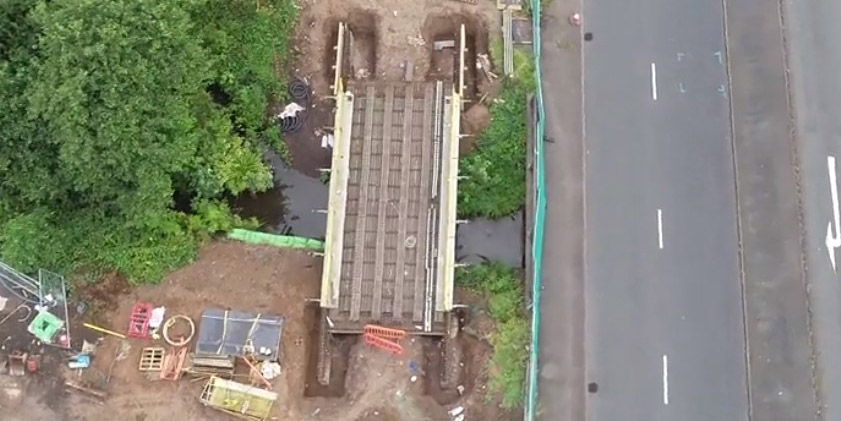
[127,302,154,339]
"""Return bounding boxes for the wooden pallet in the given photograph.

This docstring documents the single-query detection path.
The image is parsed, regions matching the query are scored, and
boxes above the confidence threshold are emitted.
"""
[138,347,164,371]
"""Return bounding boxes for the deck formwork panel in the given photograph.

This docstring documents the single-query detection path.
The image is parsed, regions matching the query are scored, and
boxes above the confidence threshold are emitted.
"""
[327,81,448,333]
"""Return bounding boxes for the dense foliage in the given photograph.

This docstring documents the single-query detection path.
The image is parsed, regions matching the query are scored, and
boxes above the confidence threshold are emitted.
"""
[458,45,535,219]
[456,262,529,409]
[0,0,296,283]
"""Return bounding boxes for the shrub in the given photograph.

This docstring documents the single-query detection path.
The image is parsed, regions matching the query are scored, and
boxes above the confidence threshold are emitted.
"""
[457,262,528,408]
[457,62,534,218]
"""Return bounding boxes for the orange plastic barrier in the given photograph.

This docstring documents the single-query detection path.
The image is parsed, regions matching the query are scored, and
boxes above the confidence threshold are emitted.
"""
[160,347,187,381]
[364,324,406,340]
[363,332,404,355]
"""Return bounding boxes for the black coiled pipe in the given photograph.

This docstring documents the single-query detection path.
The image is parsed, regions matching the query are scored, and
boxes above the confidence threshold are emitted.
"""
[280,78,310,134]
[279,115,305,133]
[289,78,310,102]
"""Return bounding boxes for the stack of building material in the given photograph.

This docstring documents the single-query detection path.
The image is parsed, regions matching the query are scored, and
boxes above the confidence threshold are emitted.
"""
[503,8,514,76]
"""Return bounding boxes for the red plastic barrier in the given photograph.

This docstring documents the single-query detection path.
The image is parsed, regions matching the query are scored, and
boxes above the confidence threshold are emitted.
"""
[364,324,407,340]
[363,332,404,355]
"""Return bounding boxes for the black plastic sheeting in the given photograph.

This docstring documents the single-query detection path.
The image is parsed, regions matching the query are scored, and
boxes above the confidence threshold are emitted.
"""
[195,309,285,361]
[279,78,311,134]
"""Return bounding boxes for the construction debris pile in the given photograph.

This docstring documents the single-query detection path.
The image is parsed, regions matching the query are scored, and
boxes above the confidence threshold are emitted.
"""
[0,276,288,421]
[0,264,75,412]
[0,263,72,349]
[97,304,285,421]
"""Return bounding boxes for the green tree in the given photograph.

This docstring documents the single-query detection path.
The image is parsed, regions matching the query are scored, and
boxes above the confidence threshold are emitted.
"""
[0,0,296,283]
[27,0,208,207]
[191,0,298,134]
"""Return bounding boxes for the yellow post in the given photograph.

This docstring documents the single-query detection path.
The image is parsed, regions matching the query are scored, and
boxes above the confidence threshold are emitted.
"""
[83,322,127,339]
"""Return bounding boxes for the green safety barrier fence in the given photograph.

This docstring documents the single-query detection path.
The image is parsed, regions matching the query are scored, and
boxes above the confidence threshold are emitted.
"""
[525,0,546,419]
[227,229,325,251]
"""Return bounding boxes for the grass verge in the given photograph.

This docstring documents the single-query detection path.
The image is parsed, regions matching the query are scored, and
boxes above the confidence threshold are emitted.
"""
[457,262,528,409]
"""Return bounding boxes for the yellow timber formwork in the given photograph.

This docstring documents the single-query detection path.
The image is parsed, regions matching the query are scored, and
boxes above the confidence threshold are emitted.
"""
[435,24,465,313]
[321,22,352,308]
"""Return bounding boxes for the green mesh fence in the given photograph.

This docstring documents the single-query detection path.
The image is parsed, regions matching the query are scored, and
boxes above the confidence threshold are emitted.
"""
[525,0,546,419]
[227,229,325,251]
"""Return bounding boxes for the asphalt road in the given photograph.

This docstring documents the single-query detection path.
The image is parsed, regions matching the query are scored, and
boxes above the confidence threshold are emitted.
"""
[582,0,748,419]
[783,0,841,418]
[723,0,818,419]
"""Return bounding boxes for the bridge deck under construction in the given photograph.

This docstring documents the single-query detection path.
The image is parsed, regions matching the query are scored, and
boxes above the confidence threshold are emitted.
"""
[326,81,449,333]
[319,22,464,337]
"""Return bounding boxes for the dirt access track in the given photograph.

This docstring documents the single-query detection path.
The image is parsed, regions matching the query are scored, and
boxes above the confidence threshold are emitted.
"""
[0,241,517,421]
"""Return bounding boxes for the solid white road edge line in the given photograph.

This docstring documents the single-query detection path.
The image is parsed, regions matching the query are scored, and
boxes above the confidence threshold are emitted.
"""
[663,354,669,405]
[826,156,840,272]
[657,208,664,249]
[651,62,658,101]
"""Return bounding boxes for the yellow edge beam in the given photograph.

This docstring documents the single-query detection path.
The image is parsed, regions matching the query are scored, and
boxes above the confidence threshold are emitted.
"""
[435,24,465,312]
[320,80,353,308]
[436,90,461,312]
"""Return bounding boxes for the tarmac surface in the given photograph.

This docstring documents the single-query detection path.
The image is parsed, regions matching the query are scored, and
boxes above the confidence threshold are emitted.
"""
[724,0,818,420]
[780,0,841,418]
[538,0,822,419]
[579,0,749,419]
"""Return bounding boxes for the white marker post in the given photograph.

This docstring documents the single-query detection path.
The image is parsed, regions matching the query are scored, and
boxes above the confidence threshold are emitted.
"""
[657,209,664,249]
[826,156,841,272]
[662,354,669,405]
[651,63,658,101]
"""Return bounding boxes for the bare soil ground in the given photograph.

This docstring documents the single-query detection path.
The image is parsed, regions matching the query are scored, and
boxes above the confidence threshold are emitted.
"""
[0,241,517,421]
[2,4,518,419]
[282,0,500,174]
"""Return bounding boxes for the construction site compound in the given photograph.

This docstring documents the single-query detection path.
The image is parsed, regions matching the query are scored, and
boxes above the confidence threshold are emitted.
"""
[0,0,534,420]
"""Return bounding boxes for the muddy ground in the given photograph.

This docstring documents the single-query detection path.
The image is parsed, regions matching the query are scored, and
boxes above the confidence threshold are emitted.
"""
[241,0,506,235]
[0,241,518,421]
[281,0,500,176]
[0,1,524,419]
